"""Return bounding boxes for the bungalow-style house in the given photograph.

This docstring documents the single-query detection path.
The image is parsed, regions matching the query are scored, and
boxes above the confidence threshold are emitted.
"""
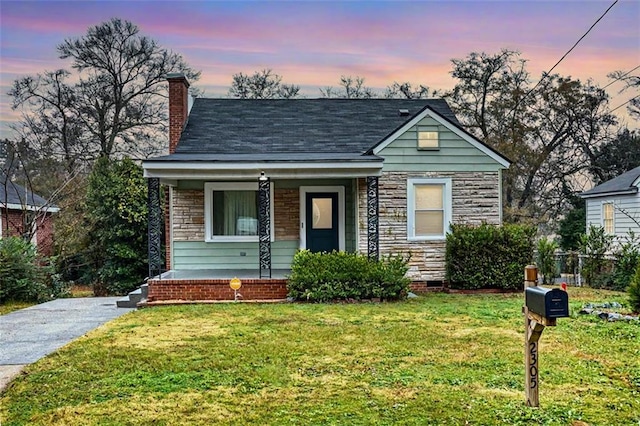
[0,177,59,256]
[580,165,640,240]
[142,74,510,302]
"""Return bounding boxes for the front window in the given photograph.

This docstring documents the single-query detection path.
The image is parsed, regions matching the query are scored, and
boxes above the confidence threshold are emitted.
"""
[213,190,258,236]
[204,182,273,242]
[407,178,452,240]
[602,203,614,234]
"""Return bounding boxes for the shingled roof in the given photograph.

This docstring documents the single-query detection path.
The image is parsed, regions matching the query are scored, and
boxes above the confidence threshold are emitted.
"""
[172,98,459,156]
[581,166,640,198]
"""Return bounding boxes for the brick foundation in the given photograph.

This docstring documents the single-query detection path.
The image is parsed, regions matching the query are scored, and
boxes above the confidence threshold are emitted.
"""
[409,281,447,293]
[147,278,288,302]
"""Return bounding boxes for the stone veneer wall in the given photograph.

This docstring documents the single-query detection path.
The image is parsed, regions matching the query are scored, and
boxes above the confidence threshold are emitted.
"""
[172,187,299,242]
[173,189,205,241]
[358,171,501,282]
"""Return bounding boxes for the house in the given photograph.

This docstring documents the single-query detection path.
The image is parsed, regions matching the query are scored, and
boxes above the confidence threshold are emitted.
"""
[141,74,511,302]
[580,165,640,240]
[0,177,59,256]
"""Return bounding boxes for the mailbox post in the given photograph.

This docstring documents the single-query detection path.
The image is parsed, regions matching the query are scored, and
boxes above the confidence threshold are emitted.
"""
[523,265,569,407]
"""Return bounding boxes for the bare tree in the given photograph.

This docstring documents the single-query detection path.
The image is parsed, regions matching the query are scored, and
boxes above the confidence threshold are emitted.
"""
[229,69,300,99]
[10,70,89,173]
[11,19,199,163]
[321,75,377,98]
[445,50,616,224]
[608,69,640,119]
[385,82,439,99]
[0,140,69,246]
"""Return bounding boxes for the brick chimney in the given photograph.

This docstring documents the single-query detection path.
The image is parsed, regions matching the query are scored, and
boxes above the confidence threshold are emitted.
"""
[167,73,190,154]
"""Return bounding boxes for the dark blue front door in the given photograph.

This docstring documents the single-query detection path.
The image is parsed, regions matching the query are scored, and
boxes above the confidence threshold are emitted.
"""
[306,192,339,253]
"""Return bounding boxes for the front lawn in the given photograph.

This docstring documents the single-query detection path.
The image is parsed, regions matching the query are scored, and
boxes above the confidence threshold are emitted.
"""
[0,301,35,316]
[1,288,638,425]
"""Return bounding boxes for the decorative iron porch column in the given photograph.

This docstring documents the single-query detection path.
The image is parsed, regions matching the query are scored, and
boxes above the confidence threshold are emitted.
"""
[258,173,272,278]
[147,177,163,278]
[367,176,379,261]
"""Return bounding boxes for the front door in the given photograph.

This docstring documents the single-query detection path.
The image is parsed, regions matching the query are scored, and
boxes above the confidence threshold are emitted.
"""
[305,192,339,253]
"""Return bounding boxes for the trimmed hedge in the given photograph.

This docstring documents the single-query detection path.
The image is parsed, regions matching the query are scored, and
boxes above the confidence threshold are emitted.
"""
[446,223,535,290]
[287,250,410,302]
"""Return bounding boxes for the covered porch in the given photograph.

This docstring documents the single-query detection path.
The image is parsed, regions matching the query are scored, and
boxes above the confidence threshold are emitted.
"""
[157,269,291,280]
[143,158,383,301]
[147,269,291,303]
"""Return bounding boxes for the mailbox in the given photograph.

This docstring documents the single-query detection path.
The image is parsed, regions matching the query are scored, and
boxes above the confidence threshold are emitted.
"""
[525,286,569,318]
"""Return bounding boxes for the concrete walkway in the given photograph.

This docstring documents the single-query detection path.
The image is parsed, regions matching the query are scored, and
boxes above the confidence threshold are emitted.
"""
[0,298,134,391]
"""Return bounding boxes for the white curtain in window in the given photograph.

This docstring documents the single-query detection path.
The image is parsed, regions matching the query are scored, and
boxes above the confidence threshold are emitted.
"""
[224,191,257,235]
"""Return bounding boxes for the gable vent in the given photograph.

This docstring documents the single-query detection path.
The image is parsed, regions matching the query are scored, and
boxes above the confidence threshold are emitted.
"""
[399,109,410,116]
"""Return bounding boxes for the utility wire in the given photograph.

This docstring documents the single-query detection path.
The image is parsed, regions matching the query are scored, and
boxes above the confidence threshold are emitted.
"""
[610,96,638,113]
[529,0,618,93]
[512,0,619,112]
[602,64,640,90]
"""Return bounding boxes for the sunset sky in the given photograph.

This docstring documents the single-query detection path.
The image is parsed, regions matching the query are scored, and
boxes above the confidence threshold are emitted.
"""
[1,0,639,137]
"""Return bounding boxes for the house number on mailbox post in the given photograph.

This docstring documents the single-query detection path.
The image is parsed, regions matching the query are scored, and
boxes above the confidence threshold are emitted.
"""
[523,265,570,407]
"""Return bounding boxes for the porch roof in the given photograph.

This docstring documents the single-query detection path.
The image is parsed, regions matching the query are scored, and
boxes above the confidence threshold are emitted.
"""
[143,153,384,181]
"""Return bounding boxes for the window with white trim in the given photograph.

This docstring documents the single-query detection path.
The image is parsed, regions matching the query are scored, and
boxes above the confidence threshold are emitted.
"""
[204,182,273,242]
[602,202,614,234]
[407,178,452,240]
[417,126,439,150]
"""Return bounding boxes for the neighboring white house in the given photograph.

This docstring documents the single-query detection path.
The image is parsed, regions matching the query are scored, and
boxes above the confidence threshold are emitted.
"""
[580,166,640,240]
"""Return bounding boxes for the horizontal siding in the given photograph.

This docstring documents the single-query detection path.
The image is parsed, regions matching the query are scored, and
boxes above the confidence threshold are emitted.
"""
[378,116,504,172]
[173,240,299,270]
[585,199,601,229]
[585,194,640,236]
[614,194,640,235]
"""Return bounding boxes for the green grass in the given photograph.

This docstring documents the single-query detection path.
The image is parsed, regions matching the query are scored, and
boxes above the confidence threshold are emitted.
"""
[1,287,638,425]
[0,301,35,315]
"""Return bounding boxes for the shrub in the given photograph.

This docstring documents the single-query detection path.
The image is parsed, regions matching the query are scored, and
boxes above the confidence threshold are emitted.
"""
[84,157,148,295]
[536,237,558,285]
[287,250,410,302]
[369,254,412,301]
[579,225,613,287]
[612,232,640,291]
[445,223,535,290]
[589,271,615,289]
[0,237,46,302]
[628,264,640,313]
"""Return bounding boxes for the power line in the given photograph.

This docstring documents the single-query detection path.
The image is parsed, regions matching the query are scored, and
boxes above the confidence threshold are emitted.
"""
[526,0,619,97]
[610,96,638,113]
[603,64,640,90]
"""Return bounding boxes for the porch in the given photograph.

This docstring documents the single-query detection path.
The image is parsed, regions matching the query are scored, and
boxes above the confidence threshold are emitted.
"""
[144,172,382,302]
[158,269,291,280]
[147,269,291,303]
